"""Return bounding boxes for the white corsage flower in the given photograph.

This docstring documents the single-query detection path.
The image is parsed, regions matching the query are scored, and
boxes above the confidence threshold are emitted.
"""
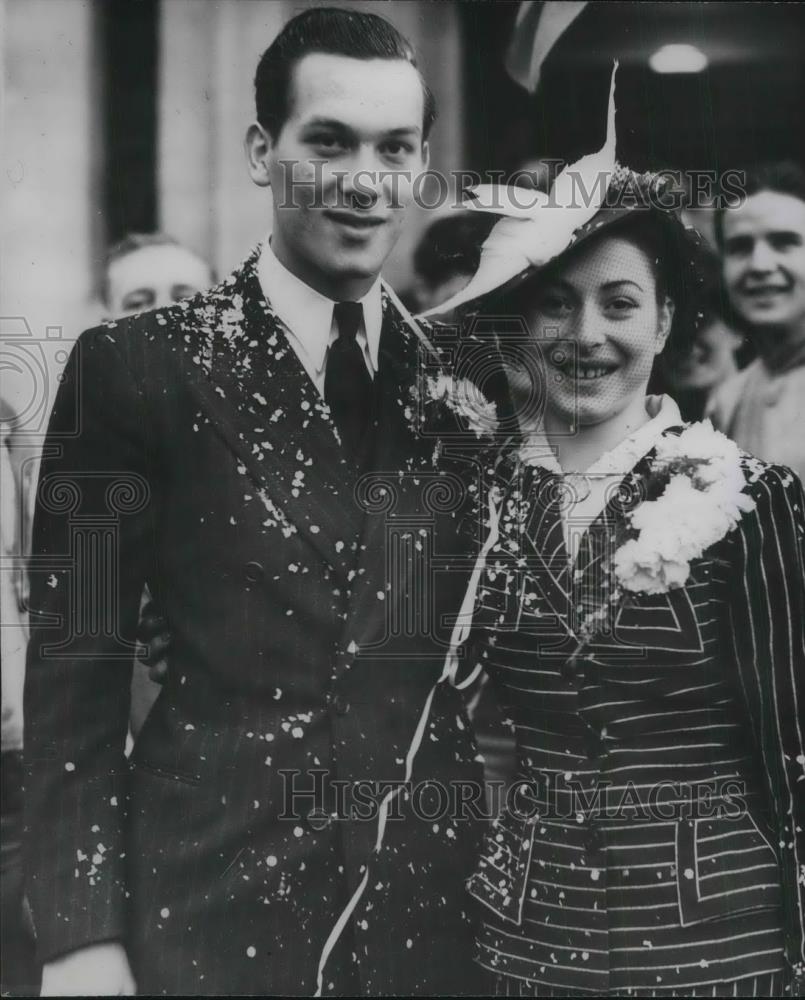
[612,422,756,595]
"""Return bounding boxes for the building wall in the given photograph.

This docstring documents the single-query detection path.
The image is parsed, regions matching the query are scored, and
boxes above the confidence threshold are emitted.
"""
[1,0,103,420]
[158,0,466,289]
[1,0,465,427]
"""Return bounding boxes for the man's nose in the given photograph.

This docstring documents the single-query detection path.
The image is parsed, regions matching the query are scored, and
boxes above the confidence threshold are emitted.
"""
[748,238,777,273]
[339,147,382,209]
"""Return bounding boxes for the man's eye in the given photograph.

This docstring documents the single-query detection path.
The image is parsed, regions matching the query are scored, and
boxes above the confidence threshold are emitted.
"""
[538,294,571,315]
[122,290,155,312]
[769,233,803,251]
[171,285,199,303]
[725,238,752,256]
[380,140,414,159]
[310,134,347,153]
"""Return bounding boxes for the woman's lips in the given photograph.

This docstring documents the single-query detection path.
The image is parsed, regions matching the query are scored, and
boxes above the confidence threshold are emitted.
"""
[550,358,619,381]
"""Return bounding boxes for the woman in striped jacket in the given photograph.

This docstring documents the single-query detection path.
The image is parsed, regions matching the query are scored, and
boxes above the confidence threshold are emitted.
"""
[429,161,805,995]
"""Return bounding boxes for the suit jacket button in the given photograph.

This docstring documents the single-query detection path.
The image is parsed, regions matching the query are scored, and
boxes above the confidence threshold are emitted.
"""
[332,695,350,716]
[244,561,264,583]
[307,808,332,832]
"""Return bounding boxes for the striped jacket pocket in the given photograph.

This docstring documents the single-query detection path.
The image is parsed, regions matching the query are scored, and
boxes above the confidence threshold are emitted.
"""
[675,812,783,926]
[466,813,536,926]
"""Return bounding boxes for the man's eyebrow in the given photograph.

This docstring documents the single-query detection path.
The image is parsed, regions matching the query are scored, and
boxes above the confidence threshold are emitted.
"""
[384,126,422,137]
[301,117,352,131]
[301,118,421,137]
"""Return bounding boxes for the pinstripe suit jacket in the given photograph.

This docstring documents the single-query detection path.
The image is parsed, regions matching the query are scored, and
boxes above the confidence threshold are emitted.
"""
[466,436,805,994]
[23,249,487,996]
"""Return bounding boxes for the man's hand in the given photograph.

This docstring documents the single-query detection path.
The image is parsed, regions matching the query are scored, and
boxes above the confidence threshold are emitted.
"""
[136,599,171,684]
[41,941,136,996]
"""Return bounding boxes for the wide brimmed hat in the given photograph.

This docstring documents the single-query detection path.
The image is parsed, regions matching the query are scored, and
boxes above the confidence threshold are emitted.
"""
[420,63,709,333]
[480,171,711,344]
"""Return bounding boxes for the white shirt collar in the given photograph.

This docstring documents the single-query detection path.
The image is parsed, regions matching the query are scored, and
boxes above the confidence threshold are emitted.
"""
[256,236,382,378]
[584,394,682,477]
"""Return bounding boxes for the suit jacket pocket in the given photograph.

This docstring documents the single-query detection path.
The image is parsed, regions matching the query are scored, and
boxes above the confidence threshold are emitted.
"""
[675,812,783,926]
[466,812,536,926]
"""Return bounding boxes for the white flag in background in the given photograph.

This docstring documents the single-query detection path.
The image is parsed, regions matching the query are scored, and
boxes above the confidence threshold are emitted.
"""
[505,1,588,93]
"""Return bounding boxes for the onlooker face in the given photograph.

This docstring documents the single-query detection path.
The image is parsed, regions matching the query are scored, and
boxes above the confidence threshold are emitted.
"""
[721,191,805,334]
[107,244,212,317]
[412,271,473,316]
[247,53,429,300]
[671,319,742,392]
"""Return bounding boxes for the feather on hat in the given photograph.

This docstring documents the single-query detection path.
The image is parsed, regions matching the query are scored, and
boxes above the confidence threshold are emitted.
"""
[421,62,620,317]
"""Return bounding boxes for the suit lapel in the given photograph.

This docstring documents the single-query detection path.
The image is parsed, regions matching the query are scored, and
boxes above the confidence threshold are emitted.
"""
[175,249,363,578]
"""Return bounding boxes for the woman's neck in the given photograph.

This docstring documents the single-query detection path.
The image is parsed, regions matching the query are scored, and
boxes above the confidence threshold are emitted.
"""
[543,395,652,473]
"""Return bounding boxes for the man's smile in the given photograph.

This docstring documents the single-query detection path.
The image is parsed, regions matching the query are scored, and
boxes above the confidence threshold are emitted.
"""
[324,209,387,233]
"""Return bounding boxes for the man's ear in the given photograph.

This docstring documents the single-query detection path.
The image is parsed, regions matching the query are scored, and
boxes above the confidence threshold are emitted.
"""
[655,296,675,353]
[245,122,272,188]
[421,139,431,172]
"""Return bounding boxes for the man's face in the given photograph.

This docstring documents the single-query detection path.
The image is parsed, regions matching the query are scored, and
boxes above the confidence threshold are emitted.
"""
[107,244,212,318]
[260,53,429,298]
[671,319,742,391]
[722,191,805,334]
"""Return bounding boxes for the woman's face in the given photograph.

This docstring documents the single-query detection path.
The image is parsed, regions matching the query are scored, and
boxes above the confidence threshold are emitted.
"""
[522,233,674,429]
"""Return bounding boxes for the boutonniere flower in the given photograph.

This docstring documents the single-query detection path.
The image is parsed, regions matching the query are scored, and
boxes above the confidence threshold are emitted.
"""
[417,372,498,439]
[612,422,756,596]
[426,373,498,437]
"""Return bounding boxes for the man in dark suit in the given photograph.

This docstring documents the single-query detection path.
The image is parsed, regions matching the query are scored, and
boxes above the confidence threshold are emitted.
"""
[24,8,487,995]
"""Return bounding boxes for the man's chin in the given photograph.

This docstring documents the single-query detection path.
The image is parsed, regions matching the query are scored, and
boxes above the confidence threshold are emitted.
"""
[743,310,796,332]
[326,253,389,283]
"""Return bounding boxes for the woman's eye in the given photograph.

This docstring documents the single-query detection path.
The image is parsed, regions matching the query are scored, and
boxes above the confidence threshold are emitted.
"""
[607,297,638,312]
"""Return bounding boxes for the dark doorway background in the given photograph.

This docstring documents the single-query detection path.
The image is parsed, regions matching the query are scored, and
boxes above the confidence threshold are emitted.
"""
[460,2,805,177]
[100,0,159,244]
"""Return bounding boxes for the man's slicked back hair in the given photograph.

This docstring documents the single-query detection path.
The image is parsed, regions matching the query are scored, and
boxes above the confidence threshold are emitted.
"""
[254,6,436,140]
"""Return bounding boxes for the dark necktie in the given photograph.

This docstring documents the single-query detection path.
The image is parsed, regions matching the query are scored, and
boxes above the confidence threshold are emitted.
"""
[324,301,373,457]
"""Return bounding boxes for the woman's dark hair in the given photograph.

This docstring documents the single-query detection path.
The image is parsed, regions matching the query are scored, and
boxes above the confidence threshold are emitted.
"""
[254,7,436,140]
